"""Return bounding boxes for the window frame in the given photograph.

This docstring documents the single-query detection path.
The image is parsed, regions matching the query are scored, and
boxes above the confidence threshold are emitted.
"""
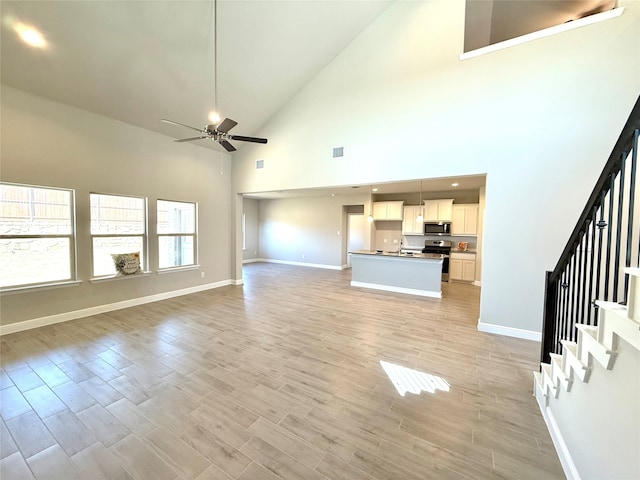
[89,192,148,278]
[156,199,198,271]
[0,182,78,291]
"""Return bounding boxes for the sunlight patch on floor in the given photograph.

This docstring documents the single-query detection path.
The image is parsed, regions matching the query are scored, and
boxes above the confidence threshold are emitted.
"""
[380,360,450,397]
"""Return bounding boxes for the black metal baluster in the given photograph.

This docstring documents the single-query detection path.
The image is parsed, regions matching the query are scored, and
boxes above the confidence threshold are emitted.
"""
[595,195,607,326]
[587,207,598,325]
[576,235,584,326]
[571,254,579,341]
[580,229,589,326]
[604,175,616,301]
[613,153,628,301]
[555,279,562,352]
[624,129,639,303]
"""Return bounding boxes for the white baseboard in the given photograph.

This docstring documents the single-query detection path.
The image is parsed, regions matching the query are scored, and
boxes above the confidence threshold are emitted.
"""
[473,280,481,287]
[0,280,234,336]
[477,319,541,341]
[351,281,441,298]
[231,279,244,286]
[242,258,262,264]
[542,406,581,480]
[259,258,342,270]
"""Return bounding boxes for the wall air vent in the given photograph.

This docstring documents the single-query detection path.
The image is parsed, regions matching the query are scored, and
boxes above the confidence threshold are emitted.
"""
[256,159,264,169]
[332,147,344,158]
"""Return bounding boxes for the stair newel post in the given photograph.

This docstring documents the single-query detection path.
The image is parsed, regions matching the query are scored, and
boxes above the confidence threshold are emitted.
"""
[541,270,558,364]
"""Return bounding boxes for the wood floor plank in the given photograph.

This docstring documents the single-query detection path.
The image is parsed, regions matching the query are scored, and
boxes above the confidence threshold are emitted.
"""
[26,445,81,480]
[178,424,253,478]
[0,419,18,459]
[6,365,44,392]
[0,264,564,480]
[71,442,133,480]
[4,411,56,459]
[43,409,97,456]
[239,435,326,480]
[144,426,210,480]
[0,386,32,421]
[76,404,131,447]
[110,435,179,480]
[1,451,35,480]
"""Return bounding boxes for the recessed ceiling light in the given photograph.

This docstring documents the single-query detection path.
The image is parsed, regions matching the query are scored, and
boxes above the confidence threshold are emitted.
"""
[451,183,459,187]
[372,188,378,192]
[15,23,47,48]
[330,193,336,197]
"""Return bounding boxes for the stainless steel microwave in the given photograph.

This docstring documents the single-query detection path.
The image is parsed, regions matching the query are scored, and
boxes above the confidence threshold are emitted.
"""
[423,221,451,235]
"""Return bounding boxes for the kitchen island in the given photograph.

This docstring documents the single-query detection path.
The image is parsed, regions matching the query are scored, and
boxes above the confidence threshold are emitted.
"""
[349,250,444,298]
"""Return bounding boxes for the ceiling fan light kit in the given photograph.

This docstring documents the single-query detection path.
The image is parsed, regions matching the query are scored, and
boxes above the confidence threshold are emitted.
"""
[162,0,267,152]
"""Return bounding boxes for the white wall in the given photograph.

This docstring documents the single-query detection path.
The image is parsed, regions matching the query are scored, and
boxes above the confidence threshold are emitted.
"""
[231,0,640,336]
[1,86,233,326]
[548,339,640,479]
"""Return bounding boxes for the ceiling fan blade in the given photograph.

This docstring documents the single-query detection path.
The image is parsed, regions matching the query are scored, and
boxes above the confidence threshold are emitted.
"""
[162,119,204,133]
[218,139,237,152]
[228,135,268,144]
[216,118,238,134]
[175,136,209,142]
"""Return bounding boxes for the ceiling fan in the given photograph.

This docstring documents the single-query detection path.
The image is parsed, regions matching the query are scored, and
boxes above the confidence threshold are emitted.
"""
[161,118,267,152]
[161,0,267,153]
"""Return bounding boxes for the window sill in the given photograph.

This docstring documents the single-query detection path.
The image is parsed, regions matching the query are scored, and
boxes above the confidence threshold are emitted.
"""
[0,280,82,295]
[156,265,200,274]
[90,271,152,283]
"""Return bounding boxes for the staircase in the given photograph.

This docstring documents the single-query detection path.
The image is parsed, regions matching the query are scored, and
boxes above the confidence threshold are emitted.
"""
[535,97,640,479]
[534,267,640,479]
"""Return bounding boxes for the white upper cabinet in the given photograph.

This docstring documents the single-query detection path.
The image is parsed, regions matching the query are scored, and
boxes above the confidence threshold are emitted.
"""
[451,204,479,235]
[423,199,453,222]
[402,205,424,234]
[372,201,404,221]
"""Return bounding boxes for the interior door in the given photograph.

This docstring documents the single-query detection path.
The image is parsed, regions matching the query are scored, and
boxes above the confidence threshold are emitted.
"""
[347,213,365,266]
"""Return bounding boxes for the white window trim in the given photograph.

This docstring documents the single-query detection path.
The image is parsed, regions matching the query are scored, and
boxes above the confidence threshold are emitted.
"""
[157,199,197,270]
[0,182,77,290]
[90,192,148,278]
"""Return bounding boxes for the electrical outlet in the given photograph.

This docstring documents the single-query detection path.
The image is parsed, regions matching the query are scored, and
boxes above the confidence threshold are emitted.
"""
[200,272,205,278]
[383,239,387,243]
[393,239,398,244]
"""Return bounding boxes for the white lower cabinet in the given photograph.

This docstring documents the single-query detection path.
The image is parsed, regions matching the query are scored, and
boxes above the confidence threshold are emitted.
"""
[450,252,476,282]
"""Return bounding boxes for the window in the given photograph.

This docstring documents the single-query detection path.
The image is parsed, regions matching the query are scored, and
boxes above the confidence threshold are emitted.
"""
[0,183,76,288]
[90,193,146,277]
[157,200,196,269]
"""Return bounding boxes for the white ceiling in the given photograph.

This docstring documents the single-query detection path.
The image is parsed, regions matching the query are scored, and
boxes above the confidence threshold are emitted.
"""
[244,174,487,200]
[0,0,393,150]
[2,0,607,199]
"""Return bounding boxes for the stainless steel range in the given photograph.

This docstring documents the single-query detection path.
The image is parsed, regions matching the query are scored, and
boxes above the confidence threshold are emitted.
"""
[422,240,452,282]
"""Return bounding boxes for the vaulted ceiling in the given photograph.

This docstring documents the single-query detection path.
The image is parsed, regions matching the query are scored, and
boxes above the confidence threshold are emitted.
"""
[1,0,616,153]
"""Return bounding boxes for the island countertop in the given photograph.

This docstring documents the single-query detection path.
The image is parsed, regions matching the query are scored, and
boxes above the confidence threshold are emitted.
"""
[349,250,443,298]
[350,250,445,260]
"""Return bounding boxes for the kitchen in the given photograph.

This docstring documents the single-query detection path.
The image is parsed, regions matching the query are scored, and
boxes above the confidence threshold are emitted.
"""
[350,178,484,298]
[243,175,485,299]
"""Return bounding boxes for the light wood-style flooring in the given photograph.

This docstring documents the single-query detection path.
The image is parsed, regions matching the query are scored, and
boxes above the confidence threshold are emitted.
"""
[0,263,565,479]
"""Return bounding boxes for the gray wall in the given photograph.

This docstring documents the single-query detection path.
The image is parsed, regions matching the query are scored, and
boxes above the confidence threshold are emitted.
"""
[1,86,232,326]
[231,0,640,336]
[258,193,371,267]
